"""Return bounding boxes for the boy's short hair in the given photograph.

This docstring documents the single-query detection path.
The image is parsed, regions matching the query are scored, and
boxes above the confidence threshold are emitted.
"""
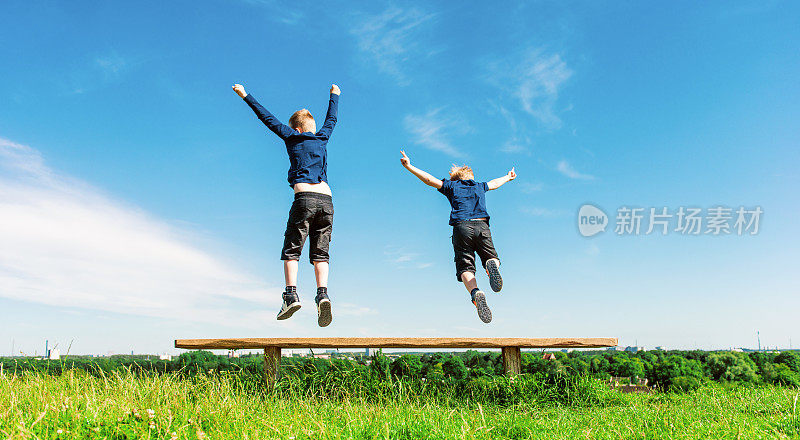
[449,165,474,181]
[289,109,315,133]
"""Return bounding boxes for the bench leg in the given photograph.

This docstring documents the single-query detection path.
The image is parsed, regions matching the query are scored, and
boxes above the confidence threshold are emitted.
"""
[263,346,281,388]
[502,347,521,376]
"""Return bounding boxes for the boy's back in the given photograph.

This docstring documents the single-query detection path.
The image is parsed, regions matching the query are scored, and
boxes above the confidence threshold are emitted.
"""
[242,92,338,187]
[438,179,491,226]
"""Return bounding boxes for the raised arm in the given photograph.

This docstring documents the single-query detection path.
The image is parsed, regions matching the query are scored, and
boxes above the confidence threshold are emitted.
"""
[400,150,443,189]
[232,84,294,139]
[316,84,340,139]
[486,167,517,190]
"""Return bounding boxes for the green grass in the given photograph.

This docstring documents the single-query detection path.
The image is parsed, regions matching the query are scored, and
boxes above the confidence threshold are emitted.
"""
[1,370,799,439]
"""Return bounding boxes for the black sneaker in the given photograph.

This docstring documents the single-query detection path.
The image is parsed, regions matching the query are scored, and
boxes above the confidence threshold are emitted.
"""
[485,258,503,293]
[277,292,301,320]
[316,291,332,327]
[471,289,492,324]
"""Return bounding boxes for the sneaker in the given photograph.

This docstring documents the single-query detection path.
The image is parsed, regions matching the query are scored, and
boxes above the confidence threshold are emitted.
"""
[485,258,503,293]
[471,289,492,324]
[316,291,332,327]
[277,292,301,320]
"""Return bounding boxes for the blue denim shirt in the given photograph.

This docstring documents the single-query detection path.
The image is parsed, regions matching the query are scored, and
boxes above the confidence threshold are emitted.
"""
[438,179,490,226]
[243,93,338,186]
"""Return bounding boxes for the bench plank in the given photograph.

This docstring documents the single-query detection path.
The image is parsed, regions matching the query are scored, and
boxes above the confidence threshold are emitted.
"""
[174,337,617,350]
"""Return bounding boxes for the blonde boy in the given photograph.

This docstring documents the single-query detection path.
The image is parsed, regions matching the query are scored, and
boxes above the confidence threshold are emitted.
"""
[233,83,340,327]
[400,151,516,323]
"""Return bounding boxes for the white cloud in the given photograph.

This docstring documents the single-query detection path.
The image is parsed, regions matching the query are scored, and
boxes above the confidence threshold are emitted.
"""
[383,246,433,270]
[487,49,573,129]
[556,160,594,180]
[492,104,532,154]
[520,182,544,193]
[67,51,133,94]
[94,52,128,77]
[403,108,466,158]
[516,52,572,128]
[500,143,527,154]
[241,0,304,25]
[350,7,437,85]
[520,206,562,217]
[337,303,377,317]
[0,138,283,328]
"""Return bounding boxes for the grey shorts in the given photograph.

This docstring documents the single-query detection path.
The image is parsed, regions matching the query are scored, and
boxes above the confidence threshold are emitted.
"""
[281,192,333,263]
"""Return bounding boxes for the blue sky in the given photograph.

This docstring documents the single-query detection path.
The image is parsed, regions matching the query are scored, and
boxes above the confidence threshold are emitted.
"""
[1,1,798,356]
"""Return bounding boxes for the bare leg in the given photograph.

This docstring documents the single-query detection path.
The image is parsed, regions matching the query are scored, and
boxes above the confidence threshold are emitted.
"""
[460,271,478,293]
[284,259,299,287]
[313,261,329,288]
[313,261,332,327]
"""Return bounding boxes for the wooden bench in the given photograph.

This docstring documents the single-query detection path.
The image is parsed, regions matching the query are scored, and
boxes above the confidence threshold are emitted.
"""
[174,337,617,386]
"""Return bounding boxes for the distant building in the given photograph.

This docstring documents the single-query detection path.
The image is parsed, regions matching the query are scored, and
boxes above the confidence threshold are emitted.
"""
[365,348,372,357]
[606,347,619,351]
[158,354,172,361]
[227,349,239,358]
[624,346,643,353]
[48,348,60,360]
[608,377,651,393]
[654,346,665,351]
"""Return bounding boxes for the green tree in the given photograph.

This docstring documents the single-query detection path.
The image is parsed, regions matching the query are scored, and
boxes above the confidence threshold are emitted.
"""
[774,351,800,373]
[561,356,589,375]
[369,351,390,380]
[748,351,776,370]
[426,362,445,381]
[442,356,468,380]
[706,352,758,383]
[589,356,610,377]
[390,355,422,378]
[762,363,800,387]
[669,375,702,392]
[651,355,704,388]
[609,354,645,379]
[521,353,560,376]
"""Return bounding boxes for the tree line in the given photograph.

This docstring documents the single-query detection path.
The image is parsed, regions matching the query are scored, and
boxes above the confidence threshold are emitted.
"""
[2,349,798,392]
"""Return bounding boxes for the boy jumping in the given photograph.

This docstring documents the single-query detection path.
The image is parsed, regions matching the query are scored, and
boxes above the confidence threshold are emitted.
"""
[399,151,516,323]
[233,83,340,327]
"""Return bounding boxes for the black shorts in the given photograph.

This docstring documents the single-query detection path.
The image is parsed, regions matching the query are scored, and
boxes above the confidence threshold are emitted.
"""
[281,192,333,263]
[452,219,499,281]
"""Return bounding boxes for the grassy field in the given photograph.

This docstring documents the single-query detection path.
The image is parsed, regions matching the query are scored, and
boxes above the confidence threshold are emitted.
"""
[1,370,799,439]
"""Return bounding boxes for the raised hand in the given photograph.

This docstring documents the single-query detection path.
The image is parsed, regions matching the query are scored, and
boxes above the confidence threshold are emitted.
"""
[232,84,247,98]
[400,150,411,167]
[508,167,516,180]
[330,84,341,95]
